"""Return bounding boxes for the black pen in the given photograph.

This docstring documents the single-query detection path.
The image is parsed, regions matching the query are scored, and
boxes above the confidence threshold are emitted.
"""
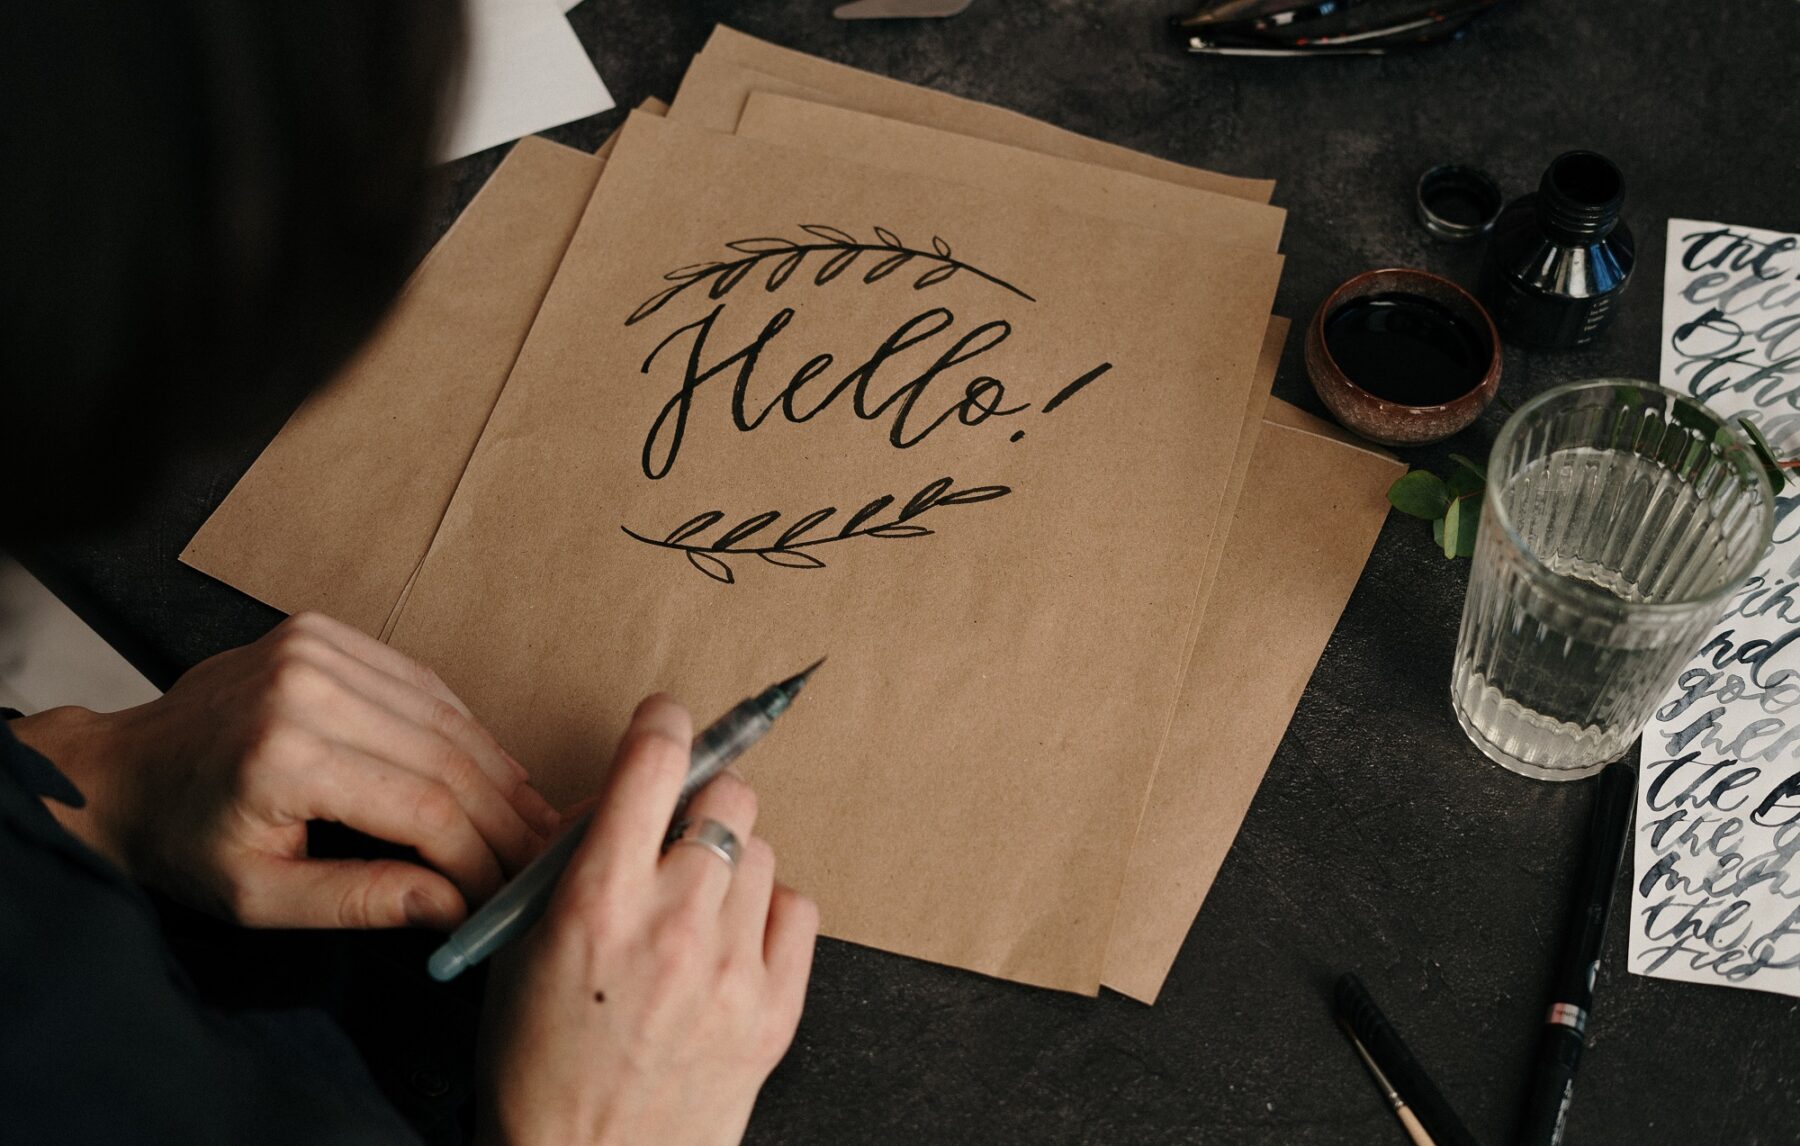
[1515,759,1637,1146]
[1335,973,1477,1146]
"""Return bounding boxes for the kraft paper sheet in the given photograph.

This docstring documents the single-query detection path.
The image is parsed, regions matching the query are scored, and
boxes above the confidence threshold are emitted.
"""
[723,91,1291,908]
[182,97,668,634]
[714,92,1373,997]
[735,93,1286,253]
[1105,402,1400,1001]
[183,37,1397,998]
[685,26,1274,204]
[183,136,604,635]
[380,111,1283,992]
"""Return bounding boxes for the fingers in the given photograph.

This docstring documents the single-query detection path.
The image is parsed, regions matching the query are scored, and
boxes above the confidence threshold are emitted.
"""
[290,739,506,907]
[660,772,758,915]
[278,612,476,717]
[267,618,560,841]
[313,638,558,835]
[230,853,466,931]
[763,884,819,1029]
[568,695,693,889]
[295,679,549,877]
[717,835,775,954]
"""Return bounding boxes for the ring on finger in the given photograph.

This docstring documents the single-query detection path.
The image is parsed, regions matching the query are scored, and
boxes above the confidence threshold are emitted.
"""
[665,817,741,870]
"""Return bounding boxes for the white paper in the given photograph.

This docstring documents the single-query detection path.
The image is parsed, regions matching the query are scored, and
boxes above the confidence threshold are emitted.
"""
[1630,218,1800,998]
[0,558,160,716]
[438,0,612,163]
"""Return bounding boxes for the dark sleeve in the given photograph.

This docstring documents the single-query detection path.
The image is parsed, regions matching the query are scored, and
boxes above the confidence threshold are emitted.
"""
[0,720,423,1145]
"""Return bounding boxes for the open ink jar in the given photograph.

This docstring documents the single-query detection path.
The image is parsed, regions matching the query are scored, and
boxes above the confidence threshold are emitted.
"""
[1304,268,1502,446]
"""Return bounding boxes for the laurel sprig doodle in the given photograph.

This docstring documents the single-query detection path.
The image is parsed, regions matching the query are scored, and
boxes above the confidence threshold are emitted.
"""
[626,225,1036,326]
[619,476,1012,584]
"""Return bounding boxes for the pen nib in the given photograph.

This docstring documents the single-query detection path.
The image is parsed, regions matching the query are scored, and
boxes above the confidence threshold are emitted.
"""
[778,657,826,700]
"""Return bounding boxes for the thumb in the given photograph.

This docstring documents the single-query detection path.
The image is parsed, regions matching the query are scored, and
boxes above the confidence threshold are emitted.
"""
[234,854,468,930]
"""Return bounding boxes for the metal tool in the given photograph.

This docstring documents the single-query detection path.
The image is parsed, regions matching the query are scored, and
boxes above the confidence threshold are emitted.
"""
[834,0,974,19]
[1178,0,1506,56]
[1175,0,1367,30]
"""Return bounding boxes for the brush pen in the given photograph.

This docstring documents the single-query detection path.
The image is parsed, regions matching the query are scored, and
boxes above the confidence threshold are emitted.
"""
[426,659,823,982]
[1335,973,1477,1146]
[1514,760,1636,1146]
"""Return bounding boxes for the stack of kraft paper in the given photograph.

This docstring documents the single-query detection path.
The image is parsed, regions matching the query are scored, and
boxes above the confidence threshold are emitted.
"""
[184,26,1401,1002]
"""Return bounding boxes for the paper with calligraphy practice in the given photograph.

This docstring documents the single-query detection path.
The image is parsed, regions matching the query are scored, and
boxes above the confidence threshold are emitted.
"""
[1632,218,1800,998]
[382,111,1283,992]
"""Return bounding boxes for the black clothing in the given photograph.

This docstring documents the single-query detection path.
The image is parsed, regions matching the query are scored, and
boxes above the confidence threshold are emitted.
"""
[0,717,427,1144]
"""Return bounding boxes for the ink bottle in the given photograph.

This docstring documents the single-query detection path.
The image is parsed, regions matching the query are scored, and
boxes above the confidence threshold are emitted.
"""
[1480,151,1635,350]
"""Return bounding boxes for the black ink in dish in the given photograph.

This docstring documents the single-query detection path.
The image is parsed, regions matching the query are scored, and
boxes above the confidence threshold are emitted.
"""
[1323,292,1489,407]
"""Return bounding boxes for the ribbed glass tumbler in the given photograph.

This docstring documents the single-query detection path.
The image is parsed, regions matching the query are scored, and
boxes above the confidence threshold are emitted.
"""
[1451,380,1775,781]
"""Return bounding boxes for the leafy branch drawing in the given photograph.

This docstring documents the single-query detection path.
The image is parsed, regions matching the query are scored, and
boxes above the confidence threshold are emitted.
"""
[627,225,1036,326]
[620,476,1011,584]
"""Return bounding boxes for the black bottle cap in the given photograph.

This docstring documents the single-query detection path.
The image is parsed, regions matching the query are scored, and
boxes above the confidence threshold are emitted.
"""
[1414,164,1503,243]
[1535,150,1625,241]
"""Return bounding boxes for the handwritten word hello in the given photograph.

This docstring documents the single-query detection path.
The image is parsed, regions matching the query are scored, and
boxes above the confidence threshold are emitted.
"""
[637,302,1110,481]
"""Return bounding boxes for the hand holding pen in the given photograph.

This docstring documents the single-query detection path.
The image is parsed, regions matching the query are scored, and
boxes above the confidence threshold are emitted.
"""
[473,688,819,1146]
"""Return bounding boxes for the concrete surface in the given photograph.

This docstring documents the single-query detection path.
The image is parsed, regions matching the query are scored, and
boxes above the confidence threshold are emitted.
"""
[30,1,1800,1142]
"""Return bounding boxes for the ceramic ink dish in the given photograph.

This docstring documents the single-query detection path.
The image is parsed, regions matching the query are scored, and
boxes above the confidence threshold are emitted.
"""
[1304,267,1502,446]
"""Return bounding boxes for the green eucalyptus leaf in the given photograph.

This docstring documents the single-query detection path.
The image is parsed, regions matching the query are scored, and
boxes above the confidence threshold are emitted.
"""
[1671,401,1719,440]
[1449,453,1488,482]
[1443,494,1481,558]
[1388,471,1451,520]
[1446,465,1484,498]
[1454,519,1480,559]
[1733,415,1787,493]
[1433,516,1446,549]
[1680,437,1708,480]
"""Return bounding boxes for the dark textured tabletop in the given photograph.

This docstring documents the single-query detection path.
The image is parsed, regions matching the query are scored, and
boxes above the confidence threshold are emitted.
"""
[27,1,1800,1143]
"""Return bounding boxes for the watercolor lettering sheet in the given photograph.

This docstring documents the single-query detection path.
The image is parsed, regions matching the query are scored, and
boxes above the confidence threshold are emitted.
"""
[1632,218,1800,999]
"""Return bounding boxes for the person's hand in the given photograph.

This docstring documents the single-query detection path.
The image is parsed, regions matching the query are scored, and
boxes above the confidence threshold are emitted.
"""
[476,694,818,1146]
[10,611,558,929]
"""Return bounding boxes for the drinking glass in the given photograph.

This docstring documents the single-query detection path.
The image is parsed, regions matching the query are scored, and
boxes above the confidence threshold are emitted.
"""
[1451,380,1775,780]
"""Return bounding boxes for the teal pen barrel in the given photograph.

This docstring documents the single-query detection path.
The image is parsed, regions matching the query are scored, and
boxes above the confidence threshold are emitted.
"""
[425,662,817,983]
[681,701,773,801]
[427,808,595,981]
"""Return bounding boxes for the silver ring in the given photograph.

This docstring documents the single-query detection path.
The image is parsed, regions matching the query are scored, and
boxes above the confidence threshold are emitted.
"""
[667,818,740,869]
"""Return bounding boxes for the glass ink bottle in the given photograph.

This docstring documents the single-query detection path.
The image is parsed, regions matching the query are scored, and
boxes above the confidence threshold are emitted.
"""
[1481,151,1635,350]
